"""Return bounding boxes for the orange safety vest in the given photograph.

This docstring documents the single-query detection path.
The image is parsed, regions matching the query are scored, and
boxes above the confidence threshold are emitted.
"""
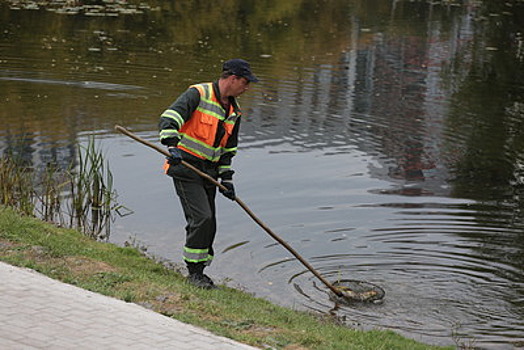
[177,83,240,162]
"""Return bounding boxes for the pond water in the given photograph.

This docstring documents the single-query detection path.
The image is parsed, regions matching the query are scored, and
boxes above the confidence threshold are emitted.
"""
[1,0,524,348]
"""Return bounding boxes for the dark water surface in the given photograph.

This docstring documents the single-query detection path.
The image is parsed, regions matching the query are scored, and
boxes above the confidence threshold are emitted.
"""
[1,1,524,348]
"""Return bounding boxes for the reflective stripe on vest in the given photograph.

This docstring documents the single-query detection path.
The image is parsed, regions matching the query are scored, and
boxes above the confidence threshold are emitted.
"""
[177,83,240,162]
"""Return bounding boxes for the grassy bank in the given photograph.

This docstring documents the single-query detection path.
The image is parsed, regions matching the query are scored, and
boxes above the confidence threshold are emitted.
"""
[0,206,453,350]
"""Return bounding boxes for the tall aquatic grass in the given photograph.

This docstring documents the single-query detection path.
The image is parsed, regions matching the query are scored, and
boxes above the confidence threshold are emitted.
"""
[35,162,66,224]
[68,137,126,239]
[0,137,129,240]
[0,152,35,216]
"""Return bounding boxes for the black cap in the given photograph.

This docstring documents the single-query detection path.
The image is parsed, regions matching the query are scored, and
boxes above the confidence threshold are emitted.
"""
[222,58,259,83]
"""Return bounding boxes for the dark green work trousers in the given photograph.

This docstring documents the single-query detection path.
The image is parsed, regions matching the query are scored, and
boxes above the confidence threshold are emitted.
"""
[167,158,218,266]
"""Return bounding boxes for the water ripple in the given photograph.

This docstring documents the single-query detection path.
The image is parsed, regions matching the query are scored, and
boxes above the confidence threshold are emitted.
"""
[0,71,145,91]
[256,199,524,348]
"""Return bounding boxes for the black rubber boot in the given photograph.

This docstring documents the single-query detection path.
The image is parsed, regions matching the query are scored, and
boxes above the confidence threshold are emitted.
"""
[186,262,216,289]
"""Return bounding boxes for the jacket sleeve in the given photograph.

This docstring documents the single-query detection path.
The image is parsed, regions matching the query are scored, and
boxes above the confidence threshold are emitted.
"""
[218,117,241,180]
[158,87,200,147]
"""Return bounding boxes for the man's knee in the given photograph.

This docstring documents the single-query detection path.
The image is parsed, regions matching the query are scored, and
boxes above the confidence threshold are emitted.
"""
[194,213,215,230]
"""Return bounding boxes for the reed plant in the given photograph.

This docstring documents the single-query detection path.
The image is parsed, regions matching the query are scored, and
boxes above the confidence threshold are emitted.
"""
[0,152,35,216]
[34,162,65,224]
[68,137,125,239]
[0,137,129,240]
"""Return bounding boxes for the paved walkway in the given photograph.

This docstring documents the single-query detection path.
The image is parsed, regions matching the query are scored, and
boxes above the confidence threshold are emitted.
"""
[0,261,260,350]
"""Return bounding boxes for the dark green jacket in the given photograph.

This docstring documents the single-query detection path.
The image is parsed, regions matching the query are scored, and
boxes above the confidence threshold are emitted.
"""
[158,81,241,180]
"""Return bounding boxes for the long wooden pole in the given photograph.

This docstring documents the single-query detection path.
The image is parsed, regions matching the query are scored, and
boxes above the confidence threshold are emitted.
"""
[114,125,344,297]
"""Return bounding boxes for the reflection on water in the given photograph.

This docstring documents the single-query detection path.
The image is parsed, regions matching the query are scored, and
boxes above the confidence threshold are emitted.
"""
[1,0,523,348]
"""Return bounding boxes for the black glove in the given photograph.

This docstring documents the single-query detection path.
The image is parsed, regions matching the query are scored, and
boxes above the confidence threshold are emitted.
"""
[219,180,235,200]
[167,147,182,165]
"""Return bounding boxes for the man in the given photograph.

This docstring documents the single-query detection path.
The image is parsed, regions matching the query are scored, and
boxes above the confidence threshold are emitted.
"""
[158,58,258,289]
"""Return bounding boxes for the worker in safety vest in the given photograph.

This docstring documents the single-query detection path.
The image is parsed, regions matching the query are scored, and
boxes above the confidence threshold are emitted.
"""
[158,59,258,289]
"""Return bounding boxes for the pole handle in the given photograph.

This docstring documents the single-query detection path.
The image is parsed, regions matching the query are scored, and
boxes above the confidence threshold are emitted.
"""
[114,125,227,191]
[114,125,343,297]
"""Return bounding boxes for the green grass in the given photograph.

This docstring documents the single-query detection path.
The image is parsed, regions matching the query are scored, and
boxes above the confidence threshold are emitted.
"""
[0,206,454,350]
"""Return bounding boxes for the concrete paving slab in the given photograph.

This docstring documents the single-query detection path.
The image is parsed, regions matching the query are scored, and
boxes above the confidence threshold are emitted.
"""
[0,261,260,350]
